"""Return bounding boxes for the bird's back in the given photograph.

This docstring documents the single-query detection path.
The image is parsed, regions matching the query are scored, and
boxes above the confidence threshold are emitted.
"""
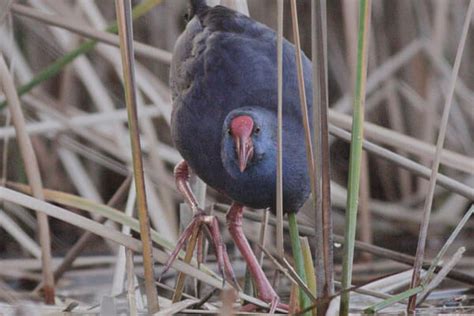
[170,4,313,212]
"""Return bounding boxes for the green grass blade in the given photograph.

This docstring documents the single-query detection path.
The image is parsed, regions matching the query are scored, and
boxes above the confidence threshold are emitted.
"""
[288,213,311,315]
[339,0,372,315]
[363,286,424,314]
[301,237,317,316]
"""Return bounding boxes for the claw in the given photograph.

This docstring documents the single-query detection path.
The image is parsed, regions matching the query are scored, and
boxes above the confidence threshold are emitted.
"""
[211,217,238,286]
[201,218,226,285]
[161,211,238,287]
[171,161,238,294]
[226,203,288,313]
[159,217,201,280]
[199,216,240,288]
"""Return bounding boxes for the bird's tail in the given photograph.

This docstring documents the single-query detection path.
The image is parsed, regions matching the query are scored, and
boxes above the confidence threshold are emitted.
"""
[189,0,208,19]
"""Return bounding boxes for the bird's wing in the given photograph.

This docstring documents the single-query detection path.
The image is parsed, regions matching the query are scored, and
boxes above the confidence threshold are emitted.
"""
[171,4,313,120]
[170,5,270,99]
[170,16,203,101]
[198,5,260,35]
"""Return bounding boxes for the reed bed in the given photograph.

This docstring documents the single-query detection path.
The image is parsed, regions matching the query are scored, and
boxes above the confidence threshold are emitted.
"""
[0,0,473,315]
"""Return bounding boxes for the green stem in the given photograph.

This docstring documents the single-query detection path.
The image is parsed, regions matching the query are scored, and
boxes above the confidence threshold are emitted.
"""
[364,285,424,314]
[243,268,254,297]
[339,0,371,315]
[288,213,311,315]
[0,0,163,110]
[301,237,317,316]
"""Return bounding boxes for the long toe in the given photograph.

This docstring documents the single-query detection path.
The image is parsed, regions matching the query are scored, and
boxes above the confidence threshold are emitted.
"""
[222,245,240,290]
[159,215,202,279]
[202,216,238,286]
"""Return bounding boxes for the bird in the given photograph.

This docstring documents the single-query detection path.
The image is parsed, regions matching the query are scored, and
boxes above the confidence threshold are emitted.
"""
[166,0,313,311]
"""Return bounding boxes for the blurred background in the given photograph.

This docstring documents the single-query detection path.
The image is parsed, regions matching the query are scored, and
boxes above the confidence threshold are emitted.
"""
[0,0,473,309]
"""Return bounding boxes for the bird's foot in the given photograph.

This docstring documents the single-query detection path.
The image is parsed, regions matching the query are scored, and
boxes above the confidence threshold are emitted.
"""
[225,203,288,313]
[241,294,289,313]
[160,210,237,286]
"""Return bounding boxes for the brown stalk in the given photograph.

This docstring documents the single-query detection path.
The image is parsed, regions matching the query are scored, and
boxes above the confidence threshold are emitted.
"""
[289,0,317,211]
[311,0,335,304]
[213,205,474,285]
[32,175,132,293]
[114,0,159,312]
[0,54,55,304]
[0,187,278,311]
[329,126,474,201]
[172,222,200,303]
[255,209,270,265]
[10,4,171,64]
[329,109,474,174]
[408,2,473,310]
[289,2,314,312]
[276,0,285,257]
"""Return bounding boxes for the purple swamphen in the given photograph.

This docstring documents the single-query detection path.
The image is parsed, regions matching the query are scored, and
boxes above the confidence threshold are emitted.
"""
[166,0,313,310]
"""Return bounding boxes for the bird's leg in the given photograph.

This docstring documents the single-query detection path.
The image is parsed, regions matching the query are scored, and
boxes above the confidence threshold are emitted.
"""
[161,161,237,285]
[159,211,202,278]
[174,160,199,212]
[201,215,238,286]
[226,203,288,312]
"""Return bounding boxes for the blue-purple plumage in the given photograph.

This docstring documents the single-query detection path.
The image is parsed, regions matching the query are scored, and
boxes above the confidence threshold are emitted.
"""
[170,3,314,213]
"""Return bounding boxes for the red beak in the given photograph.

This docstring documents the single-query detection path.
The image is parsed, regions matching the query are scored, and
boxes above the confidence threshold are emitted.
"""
[230,115,255,173]
[234,135,254,172]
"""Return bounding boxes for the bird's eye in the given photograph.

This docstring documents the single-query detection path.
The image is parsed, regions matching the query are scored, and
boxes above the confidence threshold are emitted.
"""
[255,127,261,134]
[227,128,232,135]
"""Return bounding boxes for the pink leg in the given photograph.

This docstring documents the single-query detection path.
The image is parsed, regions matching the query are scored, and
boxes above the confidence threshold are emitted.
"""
[159,212,202,279]
[226,203,288,312]
[164,161,237,284]
[174,160,199,211]
[204,216,238,286]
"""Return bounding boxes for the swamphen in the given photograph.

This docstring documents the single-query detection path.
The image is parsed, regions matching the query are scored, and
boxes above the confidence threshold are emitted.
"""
[167,0,313,310]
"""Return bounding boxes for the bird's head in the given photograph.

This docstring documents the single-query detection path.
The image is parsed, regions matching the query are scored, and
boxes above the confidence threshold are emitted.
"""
[221,107,276,176]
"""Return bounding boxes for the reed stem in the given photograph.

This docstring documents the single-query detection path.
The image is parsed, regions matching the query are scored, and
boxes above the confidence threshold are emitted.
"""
[339,0,371,314]
[0,0,163,110]
[115,0,159,312]
[288,213,311,315]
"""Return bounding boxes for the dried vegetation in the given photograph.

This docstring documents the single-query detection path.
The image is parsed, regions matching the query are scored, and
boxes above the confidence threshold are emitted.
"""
[0,0,473,314]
